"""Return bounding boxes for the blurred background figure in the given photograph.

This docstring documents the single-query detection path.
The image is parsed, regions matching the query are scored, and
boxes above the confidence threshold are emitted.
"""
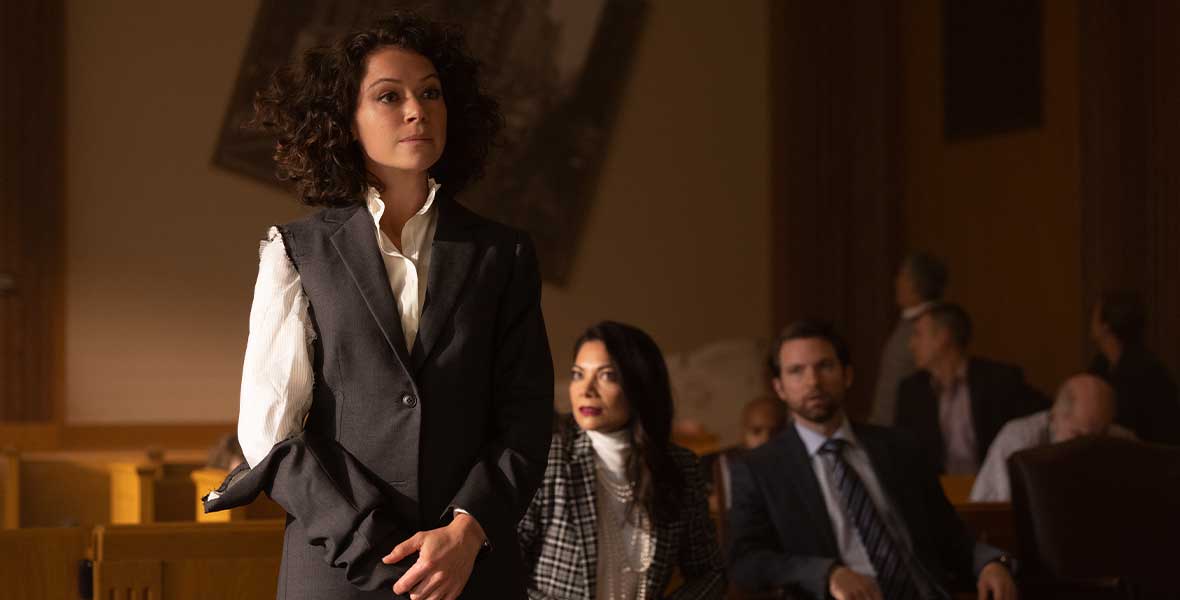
[897,302,1048,474]
[970,373,1133,502]
[1088,291,1180,445]
[871,252,948,426]
[205,433,245,471]
[702,396,788,515]
[740,395,789,450]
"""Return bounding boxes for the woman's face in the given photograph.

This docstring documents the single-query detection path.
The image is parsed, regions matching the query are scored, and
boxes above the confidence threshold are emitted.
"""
[569,340,631,433]
[353,46,447,179]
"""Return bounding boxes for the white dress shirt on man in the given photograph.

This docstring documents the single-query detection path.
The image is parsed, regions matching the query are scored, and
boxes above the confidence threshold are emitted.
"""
[969,410,1135,502]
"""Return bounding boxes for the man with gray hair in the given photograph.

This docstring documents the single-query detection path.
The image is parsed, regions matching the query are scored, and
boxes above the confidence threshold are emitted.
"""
[969,374,1134,502]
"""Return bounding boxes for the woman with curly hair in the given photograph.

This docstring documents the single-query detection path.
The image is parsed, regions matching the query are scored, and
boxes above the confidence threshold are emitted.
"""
[518,322,725,600]
[214,12,554,600]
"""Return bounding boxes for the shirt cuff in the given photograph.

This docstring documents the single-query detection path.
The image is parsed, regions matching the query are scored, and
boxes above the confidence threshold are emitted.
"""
[450,508,490,550]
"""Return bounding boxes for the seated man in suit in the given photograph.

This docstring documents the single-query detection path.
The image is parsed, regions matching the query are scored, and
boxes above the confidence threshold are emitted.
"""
[897,302,1047,474]
[971,373,1134,502]
[1088,290,1180,445]
[729,320,1016,600]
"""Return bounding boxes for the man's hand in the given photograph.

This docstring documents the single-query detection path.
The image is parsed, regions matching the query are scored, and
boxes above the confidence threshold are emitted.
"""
[383,512,486,600]
[828,566,883,600]
[977,561,1017,600]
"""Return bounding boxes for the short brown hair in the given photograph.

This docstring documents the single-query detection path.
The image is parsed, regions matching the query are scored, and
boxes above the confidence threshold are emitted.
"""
[767,319,852,378]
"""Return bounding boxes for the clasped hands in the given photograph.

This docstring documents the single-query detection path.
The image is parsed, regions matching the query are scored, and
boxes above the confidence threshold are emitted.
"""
[828,562,1017,600]
[382,512,486,600]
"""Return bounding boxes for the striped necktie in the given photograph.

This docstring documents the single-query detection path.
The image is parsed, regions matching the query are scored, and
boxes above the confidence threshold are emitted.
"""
[819,438,922,599]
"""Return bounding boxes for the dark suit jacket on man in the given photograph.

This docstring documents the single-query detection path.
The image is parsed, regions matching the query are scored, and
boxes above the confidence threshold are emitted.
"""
[205,191,554,599]
[896,357,1048,473]
[727,423,998,599]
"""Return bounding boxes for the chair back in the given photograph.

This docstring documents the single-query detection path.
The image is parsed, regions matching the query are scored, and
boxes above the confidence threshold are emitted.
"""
[1008,435,1180,590]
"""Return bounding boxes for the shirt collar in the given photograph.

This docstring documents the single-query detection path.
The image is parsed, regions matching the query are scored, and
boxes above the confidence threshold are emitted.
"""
[931,360,969,394]
[794,417,857,457]
[902,301,934,321]
[365,177,442,230]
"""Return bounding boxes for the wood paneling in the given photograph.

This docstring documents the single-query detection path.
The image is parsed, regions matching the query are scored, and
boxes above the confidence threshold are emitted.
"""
[0,1,66,421]
[769,0,904,418]
[1080,1,1180,374]
[901,0,1083,394]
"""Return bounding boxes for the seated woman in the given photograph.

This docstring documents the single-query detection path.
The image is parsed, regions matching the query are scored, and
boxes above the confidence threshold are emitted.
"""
[519,321,725,600]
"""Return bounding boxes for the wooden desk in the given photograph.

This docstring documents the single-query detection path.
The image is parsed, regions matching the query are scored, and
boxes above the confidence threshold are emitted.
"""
[955,501,1016,553]
[939,474,976,505]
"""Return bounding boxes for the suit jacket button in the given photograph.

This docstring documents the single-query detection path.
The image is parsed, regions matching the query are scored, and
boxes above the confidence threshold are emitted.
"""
[401,394,417,408]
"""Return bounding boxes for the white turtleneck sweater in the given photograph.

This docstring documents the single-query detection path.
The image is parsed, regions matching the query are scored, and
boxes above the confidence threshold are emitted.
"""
[586,428,649,600]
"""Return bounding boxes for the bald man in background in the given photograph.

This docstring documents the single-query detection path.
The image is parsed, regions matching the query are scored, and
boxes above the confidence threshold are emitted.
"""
[970,374,1134,502]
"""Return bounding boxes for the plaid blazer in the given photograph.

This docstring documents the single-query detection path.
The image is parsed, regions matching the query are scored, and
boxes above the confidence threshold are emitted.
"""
[518,417,726,600]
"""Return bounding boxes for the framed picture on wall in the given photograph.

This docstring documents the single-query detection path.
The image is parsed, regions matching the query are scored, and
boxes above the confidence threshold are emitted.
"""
[212,0,648,283]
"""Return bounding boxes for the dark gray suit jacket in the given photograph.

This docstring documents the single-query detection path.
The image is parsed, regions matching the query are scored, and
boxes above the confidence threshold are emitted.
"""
[727,423,998,599]
[206,192,554,599]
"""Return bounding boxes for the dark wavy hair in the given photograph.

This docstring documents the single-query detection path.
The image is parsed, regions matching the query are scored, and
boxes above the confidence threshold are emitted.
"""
[573,321,686,525]
[250,12,503,207]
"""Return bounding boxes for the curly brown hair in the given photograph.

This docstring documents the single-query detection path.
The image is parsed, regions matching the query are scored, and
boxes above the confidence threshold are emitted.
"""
[251,12,503,207]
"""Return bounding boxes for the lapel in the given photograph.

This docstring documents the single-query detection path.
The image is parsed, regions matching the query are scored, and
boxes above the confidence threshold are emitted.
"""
[774,425,839,555]
[410,196,477,374]
[330,206,412,371]
[567,430,599,599]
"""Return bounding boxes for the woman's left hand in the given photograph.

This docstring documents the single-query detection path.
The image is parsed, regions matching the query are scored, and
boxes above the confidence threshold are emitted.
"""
[384,512,486,600]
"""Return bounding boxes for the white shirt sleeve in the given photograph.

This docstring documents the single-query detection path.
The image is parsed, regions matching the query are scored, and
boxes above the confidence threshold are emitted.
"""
[969,419,1030,502]
[237,227,316,468]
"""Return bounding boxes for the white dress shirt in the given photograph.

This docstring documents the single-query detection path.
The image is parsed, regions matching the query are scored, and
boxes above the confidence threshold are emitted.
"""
[794,420,930,591]
[237,181,441,468]
[969,410,1136,502]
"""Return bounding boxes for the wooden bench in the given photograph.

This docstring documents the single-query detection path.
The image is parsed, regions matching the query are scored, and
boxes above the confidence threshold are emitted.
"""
[1,526,89,599]
[13,449,206,527]
[92,520,285,599]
